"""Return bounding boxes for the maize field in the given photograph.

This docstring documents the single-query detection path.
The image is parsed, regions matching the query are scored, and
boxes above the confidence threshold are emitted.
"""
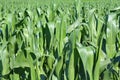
[0,0,120,80]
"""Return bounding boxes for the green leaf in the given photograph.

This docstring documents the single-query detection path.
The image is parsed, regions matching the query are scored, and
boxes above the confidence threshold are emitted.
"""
[13,50,30,68]
[67,31,77,80]
[55,56,63,79]
[1,48,10,75]
[76,42,94,80]
[67,19,81,34]
[106,13,119,58]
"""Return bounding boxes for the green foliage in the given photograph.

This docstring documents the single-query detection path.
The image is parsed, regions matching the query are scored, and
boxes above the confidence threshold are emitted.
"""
[0,0,120,80]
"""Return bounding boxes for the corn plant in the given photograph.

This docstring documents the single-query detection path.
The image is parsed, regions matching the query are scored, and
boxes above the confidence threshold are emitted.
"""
[0,0,120,80]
